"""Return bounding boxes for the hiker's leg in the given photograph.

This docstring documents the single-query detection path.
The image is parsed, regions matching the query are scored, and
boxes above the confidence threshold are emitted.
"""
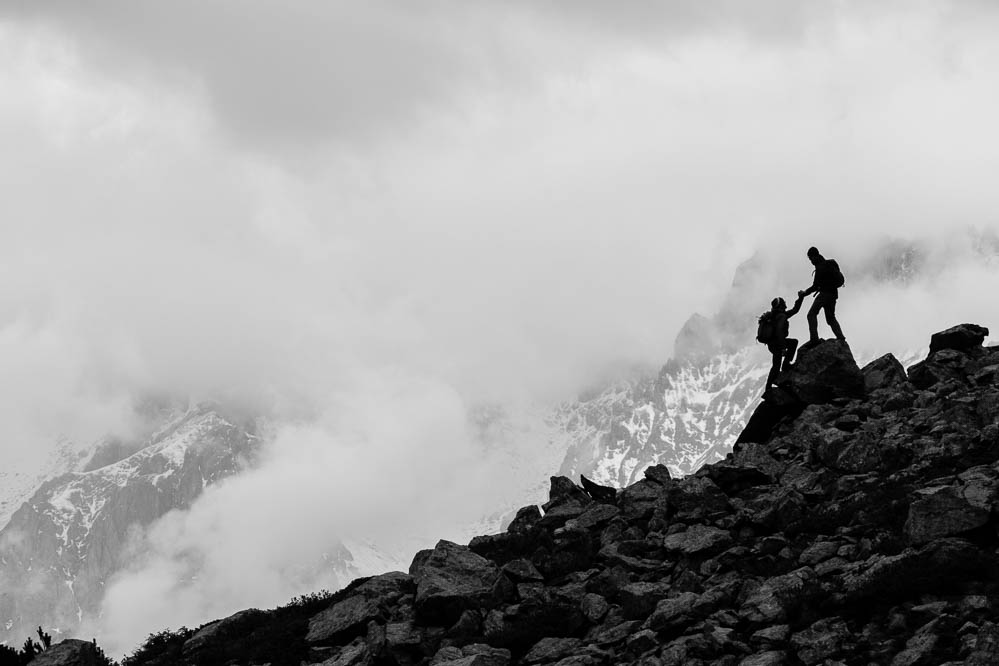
[767,347,781,387]
[824,297,846,340]
[782,338,798,371]
[806,298,821,342]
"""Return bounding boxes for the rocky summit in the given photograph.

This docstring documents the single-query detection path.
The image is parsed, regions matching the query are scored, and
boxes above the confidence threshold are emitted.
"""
[82,325,999,665]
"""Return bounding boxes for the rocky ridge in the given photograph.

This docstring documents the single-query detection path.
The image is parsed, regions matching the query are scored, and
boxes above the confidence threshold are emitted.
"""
[112,323,999,666]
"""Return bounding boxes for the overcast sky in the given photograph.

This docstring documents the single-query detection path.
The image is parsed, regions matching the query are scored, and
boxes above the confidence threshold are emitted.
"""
[3,0,999,652]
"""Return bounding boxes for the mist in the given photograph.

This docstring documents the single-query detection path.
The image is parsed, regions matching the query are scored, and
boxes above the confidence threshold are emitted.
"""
[3,0,999,654]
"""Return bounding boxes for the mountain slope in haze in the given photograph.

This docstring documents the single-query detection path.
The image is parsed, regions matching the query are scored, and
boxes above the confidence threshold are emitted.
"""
[0,405,259,644]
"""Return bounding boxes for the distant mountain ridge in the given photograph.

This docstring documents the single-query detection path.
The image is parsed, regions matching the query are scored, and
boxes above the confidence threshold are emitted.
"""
[0,405,258,644]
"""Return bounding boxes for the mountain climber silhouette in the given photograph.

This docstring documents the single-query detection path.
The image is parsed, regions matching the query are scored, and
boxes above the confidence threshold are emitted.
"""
[759,294,804,391]
[798,246,846,345]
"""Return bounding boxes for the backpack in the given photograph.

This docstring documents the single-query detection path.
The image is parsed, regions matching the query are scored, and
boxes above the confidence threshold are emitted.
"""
[757,311,778,345]
[820,259,845,289]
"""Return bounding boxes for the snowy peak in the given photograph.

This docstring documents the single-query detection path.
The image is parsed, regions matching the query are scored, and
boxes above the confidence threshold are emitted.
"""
[0,405,258,645]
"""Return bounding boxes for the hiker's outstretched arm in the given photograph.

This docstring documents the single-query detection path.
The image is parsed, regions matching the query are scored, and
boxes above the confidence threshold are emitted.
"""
[787,296,804,317]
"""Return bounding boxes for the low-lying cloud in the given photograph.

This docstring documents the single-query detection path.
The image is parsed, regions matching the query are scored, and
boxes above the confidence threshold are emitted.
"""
[2,0,999,654]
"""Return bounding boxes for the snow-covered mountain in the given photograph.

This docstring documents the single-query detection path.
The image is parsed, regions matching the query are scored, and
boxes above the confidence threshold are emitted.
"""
[0,404,258,644]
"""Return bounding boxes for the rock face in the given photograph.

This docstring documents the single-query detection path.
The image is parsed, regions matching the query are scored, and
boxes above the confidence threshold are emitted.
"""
[777,339,865,405]
[0,405,259,644]
[30,639,105,666]
[126,323,999,666]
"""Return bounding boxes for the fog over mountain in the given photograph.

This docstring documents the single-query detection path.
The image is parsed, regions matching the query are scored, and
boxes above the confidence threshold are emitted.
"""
[2,0,999,655]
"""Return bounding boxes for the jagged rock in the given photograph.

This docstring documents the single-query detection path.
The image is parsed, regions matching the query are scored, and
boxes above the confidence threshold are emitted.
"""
[862,353,909,392]
[779,340,865,404]
[668,476,729,519]
[966,621,999,665]
[581,593,610,623]
[790,616,853,665]
[740,567,818,625]
[580,475,617,503]
[643,591,700,632]
[908,351,972,389]
[431,643,511,666]
[572,503,620,531]
[644,464,674,487]
[889,631,938,666]
[469,532,537,565]
[543,476,592,511]
[30,640,105,666]
[618,479,668,520]
[483,589,584,650]
[307,596,383,643]
[618,581,672,620]
[840,538,987,604]
[500,558,544,583]
[905,485,991,544]
[414,540,500,624]
[507,505,543,534]
[318,638,368,666]
[737,651,788,666]
[707,444,784,494]
[929,323,989,353]
[523,637,584,663]
[662,525,733,556]
[750,625,790,646]
[183,608,268,653]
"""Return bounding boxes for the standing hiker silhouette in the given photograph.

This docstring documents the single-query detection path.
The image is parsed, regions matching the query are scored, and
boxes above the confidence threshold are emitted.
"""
[798,246,846,345]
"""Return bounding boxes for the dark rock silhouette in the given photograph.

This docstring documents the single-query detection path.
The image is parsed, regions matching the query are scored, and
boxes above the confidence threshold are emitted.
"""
[118,323,999,666]
[929,323,990,353]
[29,639,104,666]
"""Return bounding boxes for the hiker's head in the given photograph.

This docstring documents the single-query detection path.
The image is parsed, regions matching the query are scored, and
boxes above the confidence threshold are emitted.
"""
[807,246,823,265]
[771,297,786,312]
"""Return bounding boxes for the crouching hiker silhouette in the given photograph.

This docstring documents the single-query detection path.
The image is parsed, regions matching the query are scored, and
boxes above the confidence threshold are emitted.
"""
[757,294,805,392]
[798,246,846,345]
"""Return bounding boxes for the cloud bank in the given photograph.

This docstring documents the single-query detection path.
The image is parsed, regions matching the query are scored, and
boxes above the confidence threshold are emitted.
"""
[2,0,999,653]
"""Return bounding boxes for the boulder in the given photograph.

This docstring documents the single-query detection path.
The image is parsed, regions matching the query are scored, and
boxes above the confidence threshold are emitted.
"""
[862,353,909,393]
[779,340,865,404]
[483,590,585,650]
[307,596,382,643]
[790,617,853,665]
[30,640,105,666]
[662,525,733,556]
[506,505,543,534]
[929,323,989,354]
[668,476,730,519]
[904,485,991,544]
[431,643,512,666]
[642,591,700,632]
[543,476,592,511]
[618,581,672,620]
[185,608,268,653]
[522,637,584,664]
[644,463,674,487]
[414,540,500,624]
[737,652,789,666]
[740,567,818,625]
